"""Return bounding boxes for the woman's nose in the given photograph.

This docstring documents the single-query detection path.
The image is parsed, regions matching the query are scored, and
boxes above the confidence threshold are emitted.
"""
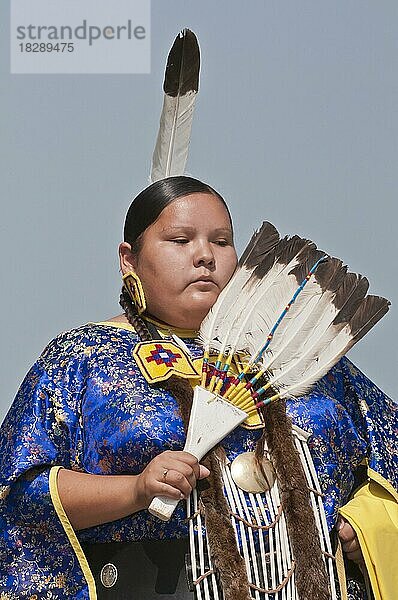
[193,241,215,268]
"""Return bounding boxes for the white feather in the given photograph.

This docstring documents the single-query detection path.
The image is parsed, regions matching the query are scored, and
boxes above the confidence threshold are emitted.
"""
[225,269,299,356]
[199,265,253,351]
[246,277,325,366]
[264,288,338,371]
[151,91,197,182]
[266,274,366,373]
[150,29,200,183]
[249,261,348,372]
[268,322,352,397]
[199,223,280,353]
[266,295,388,398]
[202,238,314,359]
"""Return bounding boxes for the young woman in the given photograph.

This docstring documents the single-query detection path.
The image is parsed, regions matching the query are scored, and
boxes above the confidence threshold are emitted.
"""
[0,176,396,600]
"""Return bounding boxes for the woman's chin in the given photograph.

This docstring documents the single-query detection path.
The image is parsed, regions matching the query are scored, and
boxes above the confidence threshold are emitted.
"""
[149,292,220,330]
[189,289,219,309]
[162,301,216,330]
[190,295,219,318]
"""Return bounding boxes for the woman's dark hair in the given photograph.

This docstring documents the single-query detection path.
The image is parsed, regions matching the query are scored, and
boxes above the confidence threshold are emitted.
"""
[123,175,232,254]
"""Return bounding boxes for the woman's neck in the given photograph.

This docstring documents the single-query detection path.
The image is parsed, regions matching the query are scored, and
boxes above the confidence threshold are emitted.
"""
[105,313,198,339]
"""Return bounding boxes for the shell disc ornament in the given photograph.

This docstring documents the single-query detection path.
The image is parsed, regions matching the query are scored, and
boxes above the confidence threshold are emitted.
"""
[230,451,276,493]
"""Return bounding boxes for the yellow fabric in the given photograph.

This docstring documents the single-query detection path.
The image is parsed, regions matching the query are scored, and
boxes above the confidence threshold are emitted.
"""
[92,318,197,339]
[335,537,348,600]
[49,466,97,600]
[339,476,398,600]
[368,467,398,503]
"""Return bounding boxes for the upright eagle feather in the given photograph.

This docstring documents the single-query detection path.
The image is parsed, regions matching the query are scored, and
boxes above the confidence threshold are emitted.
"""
[150,29,200,182]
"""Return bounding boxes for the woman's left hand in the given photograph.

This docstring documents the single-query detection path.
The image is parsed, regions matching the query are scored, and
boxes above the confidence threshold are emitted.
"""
[337,516,364,565]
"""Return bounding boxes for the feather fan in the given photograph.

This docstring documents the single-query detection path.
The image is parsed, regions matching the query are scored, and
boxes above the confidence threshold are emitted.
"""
[217,229,390,412]
[200,233,317,380]
[149,221,390,521]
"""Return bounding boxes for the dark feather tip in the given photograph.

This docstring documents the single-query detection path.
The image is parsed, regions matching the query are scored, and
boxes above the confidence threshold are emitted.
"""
[289,248,326,284]
[239,221,280,269]
[333,274,369,323]
[278,235,314,266]
[163,29,200,96]
[350,295,391,341]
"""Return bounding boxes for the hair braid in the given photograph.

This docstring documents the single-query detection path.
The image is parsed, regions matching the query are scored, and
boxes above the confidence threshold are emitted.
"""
[120,288,249,598]
[119,287,152,342]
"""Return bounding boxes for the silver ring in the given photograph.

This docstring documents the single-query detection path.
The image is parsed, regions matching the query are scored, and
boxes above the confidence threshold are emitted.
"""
[162,468,169,481]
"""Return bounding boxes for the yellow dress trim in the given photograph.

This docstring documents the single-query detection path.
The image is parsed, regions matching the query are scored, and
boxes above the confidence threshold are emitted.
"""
[90,321,136,333]
[49,466,97,600]
[143,316,197,339]
[339,474,398,600]
[91,319,197,339]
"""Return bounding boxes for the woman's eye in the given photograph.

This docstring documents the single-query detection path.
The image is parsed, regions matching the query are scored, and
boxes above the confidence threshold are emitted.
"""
[171,238,189,244]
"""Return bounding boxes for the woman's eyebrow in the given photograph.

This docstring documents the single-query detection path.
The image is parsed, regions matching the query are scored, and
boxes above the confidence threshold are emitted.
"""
[160,226,232,235]
[161,226,196,233]
[212,228,233,235]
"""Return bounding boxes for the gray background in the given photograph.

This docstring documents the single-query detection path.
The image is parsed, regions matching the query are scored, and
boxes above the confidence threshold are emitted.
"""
[1,1,396,421]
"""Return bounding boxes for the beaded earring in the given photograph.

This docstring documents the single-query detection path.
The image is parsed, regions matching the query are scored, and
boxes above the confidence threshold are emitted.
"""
[122,271,147,315]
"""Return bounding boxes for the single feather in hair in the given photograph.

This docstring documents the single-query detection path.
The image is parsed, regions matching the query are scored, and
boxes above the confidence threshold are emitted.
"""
[150,29,200,182]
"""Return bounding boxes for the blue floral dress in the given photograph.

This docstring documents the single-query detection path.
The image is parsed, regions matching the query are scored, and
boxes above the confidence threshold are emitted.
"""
[0,322,396,599]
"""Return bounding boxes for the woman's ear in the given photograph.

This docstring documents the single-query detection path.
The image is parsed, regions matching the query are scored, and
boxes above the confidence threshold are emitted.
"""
[118,242,137,275]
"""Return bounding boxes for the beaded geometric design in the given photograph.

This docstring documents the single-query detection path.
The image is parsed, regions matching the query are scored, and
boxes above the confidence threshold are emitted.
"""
[146,344,182,367]
[133,340,200,384]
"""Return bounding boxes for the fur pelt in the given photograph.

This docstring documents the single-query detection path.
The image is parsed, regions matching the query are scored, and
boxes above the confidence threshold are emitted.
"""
[259,400,331,600]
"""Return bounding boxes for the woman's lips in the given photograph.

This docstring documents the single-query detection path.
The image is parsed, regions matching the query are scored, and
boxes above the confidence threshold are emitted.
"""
[190,278,217,289]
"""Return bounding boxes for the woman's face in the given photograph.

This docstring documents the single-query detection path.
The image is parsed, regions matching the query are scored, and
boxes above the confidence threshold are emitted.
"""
[120,193,238,330]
